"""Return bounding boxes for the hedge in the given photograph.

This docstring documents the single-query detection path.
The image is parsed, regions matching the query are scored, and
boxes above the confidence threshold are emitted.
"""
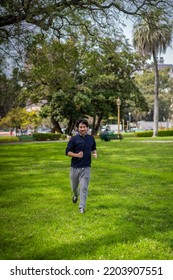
[135,129,173,137]
[158,130,173,136]
[0,136,19,143]
[61,134,67,140]
[33,133,61,141]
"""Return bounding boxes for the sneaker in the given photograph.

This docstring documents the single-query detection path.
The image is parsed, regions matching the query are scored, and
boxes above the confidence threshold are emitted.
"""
[72,195,78,203]
[79,208,85,214]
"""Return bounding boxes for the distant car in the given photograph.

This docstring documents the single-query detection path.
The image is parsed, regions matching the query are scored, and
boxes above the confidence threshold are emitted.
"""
[43,128,51,133]
[100,126,109,132]
[36,128,43,133]
[26,129,32,135]
[61,128,67,134]
[21,129,32,135]
[21,129,27,135]
[129,128,143,132]
[36,127,51,133]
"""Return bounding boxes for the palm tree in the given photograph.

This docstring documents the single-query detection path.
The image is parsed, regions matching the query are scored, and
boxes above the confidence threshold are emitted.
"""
[133,14,172,136]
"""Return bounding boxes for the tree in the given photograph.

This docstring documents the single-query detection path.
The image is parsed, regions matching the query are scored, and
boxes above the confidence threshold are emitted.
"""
[21,35,92,134]
[0,69,23,118]
[20,34,147,135]
[0,107,41,133]
[134,67,173,122]
[85,40,148,133]
[1,1,171,31]
[133,13,173,136]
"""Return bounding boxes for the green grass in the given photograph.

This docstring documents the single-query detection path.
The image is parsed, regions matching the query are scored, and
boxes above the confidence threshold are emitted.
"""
[0,139,173,260]
[0,136,19,143]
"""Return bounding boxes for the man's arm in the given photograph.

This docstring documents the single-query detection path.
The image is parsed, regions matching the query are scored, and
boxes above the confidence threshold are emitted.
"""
[66,137,83,158]
[67,151,83,158]
[92,150,97,159]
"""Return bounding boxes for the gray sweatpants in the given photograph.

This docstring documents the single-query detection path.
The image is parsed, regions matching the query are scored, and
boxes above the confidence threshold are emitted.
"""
[70,167,90,209]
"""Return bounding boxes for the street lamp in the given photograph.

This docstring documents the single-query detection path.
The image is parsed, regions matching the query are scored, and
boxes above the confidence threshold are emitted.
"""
[117,97,121,136]
[128,112,131,130]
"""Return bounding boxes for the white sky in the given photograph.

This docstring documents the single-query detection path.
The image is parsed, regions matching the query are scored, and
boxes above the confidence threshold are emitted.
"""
[122,18,173,65]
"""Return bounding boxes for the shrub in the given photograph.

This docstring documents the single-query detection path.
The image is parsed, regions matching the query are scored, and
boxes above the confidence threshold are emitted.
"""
[135,129,173,137]
[135,131,153,137]
[33,133,61,141]
[0,136,19,143]
[158,129,173,137]
[61,134,67,140]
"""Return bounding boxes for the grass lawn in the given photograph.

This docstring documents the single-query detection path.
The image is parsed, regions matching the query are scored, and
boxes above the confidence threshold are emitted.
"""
[0,139,173,260]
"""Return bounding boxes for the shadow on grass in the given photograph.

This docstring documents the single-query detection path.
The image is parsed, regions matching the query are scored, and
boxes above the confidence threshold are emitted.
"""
[13,200,173,260]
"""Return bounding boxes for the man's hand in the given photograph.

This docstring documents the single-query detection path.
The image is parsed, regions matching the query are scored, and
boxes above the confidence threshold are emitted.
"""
[92,152,97,159]
[67,151,83,158]
[77,151,83,158]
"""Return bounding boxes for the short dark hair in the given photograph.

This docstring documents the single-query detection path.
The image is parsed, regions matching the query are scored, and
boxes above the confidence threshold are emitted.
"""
[76,118,89,128]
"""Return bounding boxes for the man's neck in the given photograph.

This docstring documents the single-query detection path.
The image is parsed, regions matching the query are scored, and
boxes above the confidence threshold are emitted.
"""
[79,133,87,137]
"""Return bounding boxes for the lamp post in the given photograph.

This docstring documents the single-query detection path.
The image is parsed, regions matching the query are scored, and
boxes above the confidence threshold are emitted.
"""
[128,112,131,130]
[117,97,121,136]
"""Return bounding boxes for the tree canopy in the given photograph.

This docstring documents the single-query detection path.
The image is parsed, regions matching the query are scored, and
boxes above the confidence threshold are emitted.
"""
[1,1,172,134]
[0,69,23,118]
[0,107,41,132]
[1,0,172,31]
[134,67,173,122]
[1,0,173,69]
[20,34,147,134]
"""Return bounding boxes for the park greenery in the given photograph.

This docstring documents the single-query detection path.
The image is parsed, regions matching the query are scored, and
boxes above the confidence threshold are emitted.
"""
[0,107,41,133]
[133,11,173,136]
[1,57,173,135]
[0,1,173,135]
[20,34,148,135]
[134,68,173,122]
[0,139,173,260]
[1,1,173,64]
[1,1,173,264]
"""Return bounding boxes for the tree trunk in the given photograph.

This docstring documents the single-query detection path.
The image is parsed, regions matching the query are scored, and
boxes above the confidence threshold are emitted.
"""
[153,50,159,137]
[94,113,103,135]
[51,117,62,133]
[67,119,76,135]
[91,115,96,135]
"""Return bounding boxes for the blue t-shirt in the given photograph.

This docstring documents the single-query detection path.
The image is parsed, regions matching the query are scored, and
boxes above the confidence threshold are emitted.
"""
[66,134,96,168]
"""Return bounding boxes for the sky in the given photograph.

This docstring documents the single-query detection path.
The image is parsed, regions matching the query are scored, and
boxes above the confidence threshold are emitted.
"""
[122,18,173,65]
